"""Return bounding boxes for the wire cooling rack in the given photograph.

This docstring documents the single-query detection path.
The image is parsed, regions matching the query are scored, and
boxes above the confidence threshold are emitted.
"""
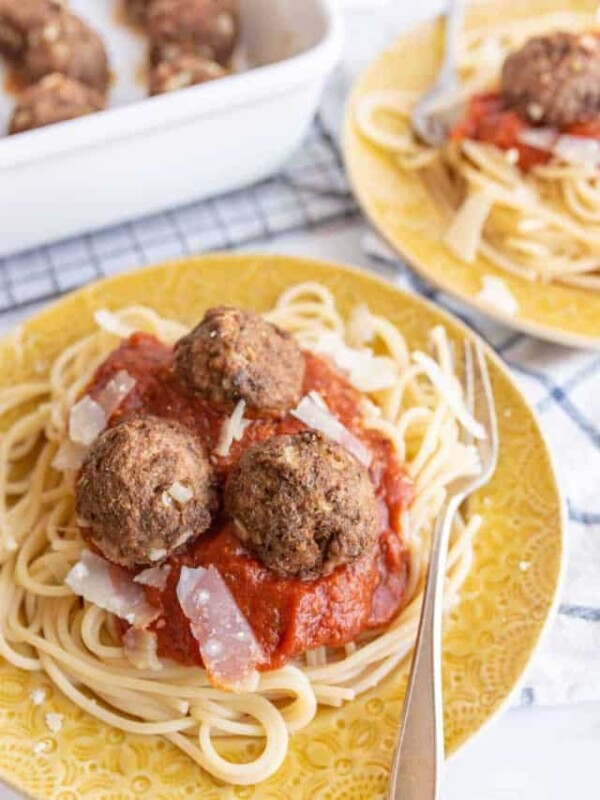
[0,119,358,313]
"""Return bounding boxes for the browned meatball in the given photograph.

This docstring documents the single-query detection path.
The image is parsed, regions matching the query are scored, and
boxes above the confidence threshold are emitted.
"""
[76,415,217,569]
[0,0,62,60]
[9,73,104,134]
[502,32,600,128]
[148,0,239,67]
[225,431,379,580]
[149,54,226,94]
[174,307,305,413]
[23,10,109,93]
[123,0,151,28]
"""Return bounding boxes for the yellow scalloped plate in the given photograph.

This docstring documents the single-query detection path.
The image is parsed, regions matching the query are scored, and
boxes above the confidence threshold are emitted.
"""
[344,0,600,349]
[0,254,563,800]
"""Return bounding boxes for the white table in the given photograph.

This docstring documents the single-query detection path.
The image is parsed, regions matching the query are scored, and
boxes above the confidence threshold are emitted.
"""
[1,1,599,796]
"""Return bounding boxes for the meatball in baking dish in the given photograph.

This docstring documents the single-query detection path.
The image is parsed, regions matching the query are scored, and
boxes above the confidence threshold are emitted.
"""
[174,306,305,413]
[0,0,62,60]
[502,32,600,128]
[23,9,109,93]
[9,72,104,134]
[225,430,380,580]
[148,0,239,67]
[124,0,152,28]
[76,415,217,569]
[149,53,226,94]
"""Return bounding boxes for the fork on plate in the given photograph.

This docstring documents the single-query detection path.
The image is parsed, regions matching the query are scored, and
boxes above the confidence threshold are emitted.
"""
[411,0,465,147]
[386,340,499,800]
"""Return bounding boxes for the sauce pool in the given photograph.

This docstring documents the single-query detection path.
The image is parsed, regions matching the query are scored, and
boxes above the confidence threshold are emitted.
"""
[451,91,600,171]
[87,333,414,669]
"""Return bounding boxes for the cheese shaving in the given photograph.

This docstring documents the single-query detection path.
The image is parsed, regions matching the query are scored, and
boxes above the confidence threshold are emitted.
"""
[310,333,397,392]
[291,393,372,467]
[444,189,493,263]
[134,564,171,589]
[347,304,375,347]
[476,275,519,317]
[167,481,194,505]
[45,712,63,734]
[123,628,163,671]
[215,400,250,457]
[67,370,135,450]
[96,370,136,418]
[65,550,158,628]
[176,565,263,691]
[94,309,135,338]
[68,396,106,446]
[30,688,46,706]
[51,439,87,472]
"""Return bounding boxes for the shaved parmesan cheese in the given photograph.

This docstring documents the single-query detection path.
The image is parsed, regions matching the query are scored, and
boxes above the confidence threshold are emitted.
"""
[553,135,600,169]
[148,548,166,562]
[30,688,46,706]
[52,439,87,471]
[310,333,397,392]
[444,190,493,264]
[94,309,134,338]
[176,565,263,691]
[518,128,556,151]
[412,352,486,440]
[68,396,106,446]
[134,564,171,590]
[44,713,63,734]
[291,393,372,467]
[215,400,250,457]
[66,550,158,628]
[347,304,374,347]
[518,129,600,168]
[167,481,193,505]
[96,370,136,418]
[66,371,134,451]
[476,275,519,317]
[123,628,162,671]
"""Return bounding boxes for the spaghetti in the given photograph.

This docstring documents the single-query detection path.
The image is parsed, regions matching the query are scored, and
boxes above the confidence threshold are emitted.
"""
[0,284,481,785]
[355,11,600,289]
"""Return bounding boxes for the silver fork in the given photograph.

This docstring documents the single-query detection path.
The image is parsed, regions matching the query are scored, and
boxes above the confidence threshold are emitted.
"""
[411,0,465,147]
[387,340,499,800]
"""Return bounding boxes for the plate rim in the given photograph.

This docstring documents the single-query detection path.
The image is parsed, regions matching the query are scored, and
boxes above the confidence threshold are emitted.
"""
[342,13,600,352]
[0,252,567,793]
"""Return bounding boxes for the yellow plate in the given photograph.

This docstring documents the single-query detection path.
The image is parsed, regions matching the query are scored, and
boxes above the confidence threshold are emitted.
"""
[0,254,563,800]
[344,0,600,350]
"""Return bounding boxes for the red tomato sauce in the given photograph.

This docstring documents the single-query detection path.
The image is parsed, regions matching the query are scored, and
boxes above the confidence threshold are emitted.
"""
[87,332,415,669]
[451,91,600,171]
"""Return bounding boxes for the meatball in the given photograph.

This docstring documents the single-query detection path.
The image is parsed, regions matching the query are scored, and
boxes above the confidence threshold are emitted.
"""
[0,0,62,60]
[225,431,379,580]
[123,0,151,28]
[174,307,305,413]
[148,0,239,67]
[149,54,226,94]
[9,73,104,134]
[23,10,109,93]
[501,32,600,128]
[76,415,216,569]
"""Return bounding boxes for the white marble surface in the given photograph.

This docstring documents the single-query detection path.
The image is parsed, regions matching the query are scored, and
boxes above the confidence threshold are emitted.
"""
[1,1,599,797]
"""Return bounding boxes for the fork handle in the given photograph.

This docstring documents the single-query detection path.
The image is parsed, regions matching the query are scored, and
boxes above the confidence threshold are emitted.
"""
[387,492,464,800]
[439,0,463,81]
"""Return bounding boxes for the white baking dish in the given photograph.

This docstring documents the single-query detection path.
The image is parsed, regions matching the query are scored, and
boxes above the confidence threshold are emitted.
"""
[0,0,342,256]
